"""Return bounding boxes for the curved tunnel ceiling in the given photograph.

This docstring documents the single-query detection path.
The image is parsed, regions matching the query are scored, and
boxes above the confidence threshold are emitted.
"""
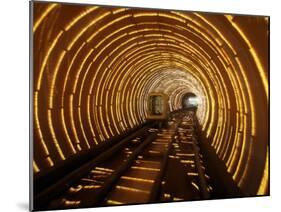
[32,2,269,196]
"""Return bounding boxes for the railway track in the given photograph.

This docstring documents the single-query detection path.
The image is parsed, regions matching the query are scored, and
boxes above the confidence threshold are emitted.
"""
[36,109,212,210]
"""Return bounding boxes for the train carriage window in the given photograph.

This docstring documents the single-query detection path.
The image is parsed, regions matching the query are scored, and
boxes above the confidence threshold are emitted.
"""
[149,95,164,115]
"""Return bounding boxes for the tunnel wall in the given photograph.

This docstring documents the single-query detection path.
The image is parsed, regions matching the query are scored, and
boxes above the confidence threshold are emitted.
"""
[32,2,269,196]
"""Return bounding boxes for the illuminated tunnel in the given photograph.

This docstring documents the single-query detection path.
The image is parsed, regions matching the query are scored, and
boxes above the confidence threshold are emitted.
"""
[32,2,269,199]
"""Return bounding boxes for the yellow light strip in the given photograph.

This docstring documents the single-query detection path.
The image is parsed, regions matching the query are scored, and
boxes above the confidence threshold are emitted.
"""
[121,176,154,183]
[233,114,247,180]
[170,11,193,22]
[226,113,239,168]
[87,19,134,43]
[235,57,256,136]
[64,6,99,31]
[82,185,101,189]
[47,110,65,160]
[95,167,114,172]
[33,160,40,173]
[88,78,104,141]
[61,42,86,107]
[158,13,186,23]
[46,157,54,166]
[61,108,76,154]
[180,160,195,164]
[91,170,108,174]
[64,200,81,206]
[77,59,97,141]
[33,3,58,32]
[73,49,94,93]
[77,59,99,143]
[191,182,200,191]
[187,172,199,176]
[34,92,53,164]
[112,8,128,14]
[69,94,85,149]
[107,200,123,205]
[78,107,91,146]
[49,50,66,109]
[36,30,63,90]
[226,18,268,99]
[195,13,237,55]
[94,105,105,141]
[133,12,158,17]
[131,166,160,172]
[238,136,254,188]
[222,125,233,161]
[67,12,111,50]
[257,147,269,195]
[87,95,98,145]
[228,131,241,174]
[99,105,111,139]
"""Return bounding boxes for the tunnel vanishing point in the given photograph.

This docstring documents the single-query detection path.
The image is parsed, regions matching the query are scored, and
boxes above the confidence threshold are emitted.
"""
[31,1,269,210]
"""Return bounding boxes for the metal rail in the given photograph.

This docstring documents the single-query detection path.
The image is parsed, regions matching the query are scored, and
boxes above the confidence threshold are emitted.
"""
[94,133,157,206]
[149,141,172,202]
[34,125,155,209]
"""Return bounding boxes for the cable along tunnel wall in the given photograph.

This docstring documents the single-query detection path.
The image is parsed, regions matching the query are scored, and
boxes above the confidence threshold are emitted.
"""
[32,2,269,196]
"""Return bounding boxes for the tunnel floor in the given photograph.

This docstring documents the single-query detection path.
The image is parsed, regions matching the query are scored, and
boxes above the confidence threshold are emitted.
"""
[38,110,213,210]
